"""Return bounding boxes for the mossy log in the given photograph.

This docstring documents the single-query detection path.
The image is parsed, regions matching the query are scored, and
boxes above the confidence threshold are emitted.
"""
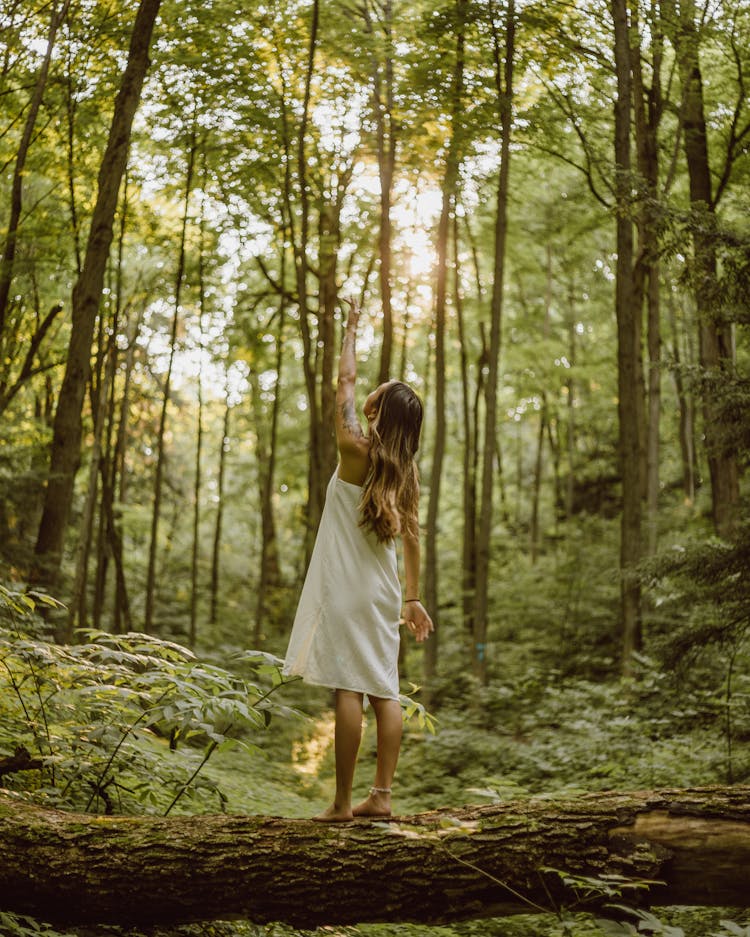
[1,786,749,927]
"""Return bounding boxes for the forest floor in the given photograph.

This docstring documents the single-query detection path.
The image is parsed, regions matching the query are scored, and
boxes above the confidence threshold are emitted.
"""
[170,675,748,937]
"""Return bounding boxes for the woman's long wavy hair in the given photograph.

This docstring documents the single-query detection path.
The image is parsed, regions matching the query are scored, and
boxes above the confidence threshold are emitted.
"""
[360,381,423,543]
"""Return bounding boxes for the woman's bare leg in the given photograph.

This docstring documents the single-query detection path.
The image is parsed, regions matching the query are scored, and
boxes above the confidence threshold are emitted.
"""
[314,689,363,822]
[353,695,402,817]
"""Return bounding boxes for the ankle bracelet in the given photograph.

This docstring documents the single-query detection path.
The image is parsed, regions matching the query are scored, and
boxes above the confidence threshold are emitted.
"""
[370,786,391,795]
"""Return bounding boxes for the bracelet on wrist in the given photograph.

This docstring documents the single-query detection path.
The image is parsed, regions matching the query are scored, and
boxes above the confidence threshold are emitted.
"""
[404,598,420,604]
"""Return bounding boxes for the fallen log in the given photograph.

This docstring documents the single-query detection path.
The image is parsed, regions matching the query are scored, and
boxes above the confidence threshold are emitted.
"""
[1,786,749,927]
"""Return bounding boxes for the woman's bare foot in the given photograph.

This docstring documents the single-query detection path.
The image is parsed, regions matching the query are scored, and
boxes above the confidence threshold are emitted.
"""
[313,803,354,822]
[352,789,391,818]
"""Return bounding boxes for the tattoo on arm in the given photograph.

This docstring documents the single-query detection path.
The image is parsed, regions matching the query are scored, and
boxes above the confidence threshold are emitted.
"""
[340,399,363,439]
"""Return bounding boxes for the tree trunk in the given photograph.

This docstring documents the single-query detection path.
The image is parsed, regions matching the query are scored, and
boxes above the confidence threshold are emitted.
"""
[455,214,478,638]
[530,245,553,563]
[93,175,130,630]
[318,195,347,485]
[473,0,515,685]
[668,288,696,503]
[612,0,642,674]
[111,308,143,633]
[67,322,115,638]
[31,0,162,591]
[565,290,577,519]
[254,289,286,644]
[362,0,397,385]
[144,131,196,634]
[0,0,70,336]
[288,0,325,558]
[673,0,739,538]
[209,393,231,627]
[189,198,207,649]
[1,787,749,927]
[630,0,663,556]
[423,0,467,698]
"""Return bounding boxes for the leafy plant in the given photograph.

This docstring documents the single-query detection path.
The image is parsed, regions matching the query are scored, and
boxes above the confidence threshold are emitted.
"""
[0,588,298,815]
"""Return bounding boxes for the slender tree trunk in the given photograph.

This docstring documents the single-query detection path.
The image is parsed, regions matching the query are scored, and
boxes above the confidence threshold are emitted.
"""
[424,0,467,697]
[565,290,577,519]
[362,0,397,385]
[454,216,477,638]
[67,322,116,638]
[612,0,642,674]
[31,0,162,591]
[472,0,515,685]
[111,309,142,633]
[673,0,739,538]
[318,197,347,484]
[189,180,208,648]
[209,394,231,627]
[631,0,663,555]
[144,131,196,633]
[93,176,130,630]
[292,0,325,557]
[0,0,71,337]
[64,35,82,277]
[530,245,553,563]
[546,411,562,530]
[668,288,696,503]
[530,407,546,564]
[254,270,286,644]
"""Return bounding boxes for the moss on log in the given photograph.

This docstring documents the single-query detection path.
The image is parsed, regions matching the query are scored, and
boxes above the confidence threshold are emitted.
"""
[1,786,749,927]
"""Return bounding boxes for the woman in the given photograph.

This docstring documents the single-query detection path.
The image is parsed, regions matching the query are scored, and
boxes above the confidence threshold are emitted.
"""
[282,297,433,822]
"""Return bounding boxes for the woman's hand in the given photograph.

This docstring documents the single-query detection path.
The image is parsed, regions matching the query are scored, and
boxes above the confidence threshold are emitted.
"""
[342,295,361,331]
[401,600,434,643]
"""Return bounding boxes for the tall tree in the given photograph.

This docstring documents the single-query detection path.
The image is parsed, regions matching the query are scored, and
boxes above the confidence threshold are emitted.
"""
[0,0,70,334]
[630,0,665,555]
[667,0,742,538]
[31,0,162,592]
[424,0,467,695]
[612,0,642,672]
[189,172,209,648]
[145,128,197,634]
[360,0,397,384]
[472,0,516,685]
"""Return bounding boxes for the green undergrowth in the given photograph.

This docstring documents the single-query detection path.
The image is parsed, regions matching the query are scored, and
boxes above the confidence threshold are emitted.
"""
[1,585,747,937]
[3,908,749,937]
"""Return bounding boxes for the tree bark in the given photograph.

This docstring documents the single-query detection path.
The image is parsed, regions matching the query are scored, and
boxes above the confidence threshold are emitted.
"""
[144,129,196,634]
[0,0,71,336]
[672,0,739,538]
[423,0,467,698]
[612,0,643,674]
[455,213,479,639]
[31,0,162,591]
[668,287,696,503]
[473,0,515,685]
[1,787,749,927]
[189,192,208,649]
[362,0,397,385]
[209,392,231,627]
[286,0,325,558]
[630,0,664,556]
[253,287,285,645]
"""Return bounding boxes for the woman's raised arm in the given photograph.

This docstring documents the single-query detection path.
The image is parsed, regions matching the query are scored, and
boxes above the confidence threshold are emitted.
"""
[336,298,366,455]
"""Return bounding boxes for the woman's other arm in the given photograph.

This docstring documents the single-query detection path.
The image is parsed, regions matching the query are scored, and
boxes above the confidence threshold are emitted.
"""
[401,527,433,643]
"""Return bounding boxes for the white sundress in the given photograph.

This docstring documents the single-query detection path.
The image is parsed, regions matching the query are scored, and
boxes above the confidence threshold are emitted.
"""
[282,470,401,701]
